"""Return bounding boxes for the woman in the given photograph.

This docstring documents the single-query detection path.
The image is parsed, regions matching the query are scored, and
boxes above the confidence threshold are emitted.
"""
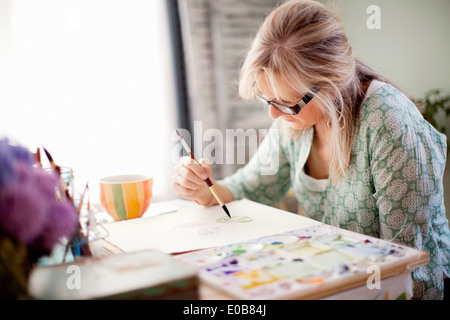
[172,0,449,299]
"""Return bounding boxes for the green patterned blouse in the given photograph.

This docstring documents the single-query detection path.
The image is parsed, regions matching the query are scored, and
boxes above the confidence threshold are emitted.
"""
[220,82,450,299]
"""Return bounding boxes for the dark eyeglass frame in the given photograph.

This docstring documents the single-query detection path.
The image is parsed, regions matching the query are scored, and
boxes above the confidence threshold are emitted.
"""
[255,87,320,115]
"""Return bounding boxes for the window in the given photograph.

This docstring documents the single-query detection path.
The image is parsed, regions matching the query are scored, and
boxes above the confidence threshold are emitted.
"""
[0,0,178,202]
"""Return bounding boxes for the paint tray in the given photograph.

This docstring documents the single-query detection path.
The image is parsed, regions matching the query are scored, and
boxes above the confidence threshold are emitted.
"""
[176,224,429,299]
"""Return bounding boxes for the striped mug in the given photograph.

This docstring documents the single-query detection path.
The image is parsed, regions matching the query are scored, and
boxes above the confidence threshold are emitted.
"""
[99,174,153,221]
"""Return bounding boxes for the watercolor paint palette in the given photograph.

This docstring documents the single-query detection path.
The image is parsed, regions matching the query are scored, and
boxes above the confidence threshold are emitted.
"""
[176,224,429,299]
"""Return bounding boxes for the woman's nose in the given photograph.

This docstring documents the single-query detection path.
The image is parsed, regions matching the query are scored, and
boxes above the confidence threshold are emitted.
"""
[268,104,284,119]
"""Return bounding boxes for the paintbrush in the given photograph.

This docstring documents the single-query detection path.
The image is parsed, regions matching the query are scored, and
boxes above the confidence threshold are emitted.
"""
[42,147,55,169]
[63,181,93,261]
[175,129,231,218]
[35,148,42,167]
[43,147,69,201]
[77,181,89,214]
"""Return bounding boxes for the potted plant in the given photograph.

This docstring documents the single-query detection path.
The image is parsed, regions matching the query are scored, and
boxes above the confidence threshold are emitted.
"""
[413,88,450,135]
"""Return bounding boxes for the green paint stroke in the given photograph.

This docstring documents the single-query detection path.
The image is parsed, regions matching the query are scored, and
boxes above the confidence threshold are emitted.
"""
[216,216,253,223]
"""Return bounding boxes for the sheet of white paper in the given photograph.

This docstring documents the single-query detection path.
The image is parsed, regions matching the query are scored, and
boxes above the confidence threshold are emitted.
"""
[102,199,322,254]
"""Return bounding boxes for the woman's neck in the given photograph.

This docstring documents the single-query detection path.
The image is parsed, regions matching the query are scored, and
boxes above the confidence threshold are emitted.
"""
[313,120,332,147]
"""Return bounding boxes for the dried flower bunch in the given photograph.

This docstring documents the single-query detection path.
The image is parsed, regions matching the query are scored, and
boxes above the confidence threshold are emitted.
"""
[0,139,79,299]
[0,139,78,253]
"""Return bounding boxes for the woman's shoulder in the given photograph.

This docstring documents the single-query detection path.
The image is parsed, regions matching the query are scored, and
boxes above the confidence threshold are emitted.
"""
[357,81,447,155]
[358,82,443,138]
[360,82,422,127]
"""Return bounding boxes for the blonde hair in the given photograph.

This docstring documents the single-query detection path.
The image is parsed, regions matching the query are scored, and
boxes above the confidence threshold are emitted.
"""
[239,0,393,182]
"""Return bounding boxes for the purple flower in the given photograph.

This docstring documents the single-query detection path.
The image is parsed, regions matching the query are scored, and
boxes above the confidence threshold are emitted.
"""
[0,177,48,244]
[37,200,78,251]
[0,141,18,187]
[30,165,60,199]
[0,139,35,187]
[0,139,78,253]
[8,143,35,166]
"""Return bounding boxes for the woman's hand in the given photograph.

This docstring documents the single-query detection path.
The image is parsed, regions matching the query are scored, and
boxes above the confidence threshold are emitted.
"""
[172,156,216,206]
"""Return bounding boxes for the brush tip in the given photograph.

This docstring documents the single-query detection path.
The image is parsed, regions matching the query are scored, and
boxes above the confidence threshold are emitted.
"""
[42,147,54,162]
[222,205,231,218]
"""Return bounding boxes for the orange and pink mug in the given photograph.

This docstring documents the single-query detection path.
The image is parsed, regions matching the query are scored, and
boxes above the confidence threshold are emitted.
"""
[99,174,153,221]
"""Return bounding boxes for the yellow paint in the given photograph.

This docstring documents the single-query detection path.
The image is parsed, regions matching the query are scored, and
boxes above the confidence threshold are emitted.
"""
[232,269,280,289]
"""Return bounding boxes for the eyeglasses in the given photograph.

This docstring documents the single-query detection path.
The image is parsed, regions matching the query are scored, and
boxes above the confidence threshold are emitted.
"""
[255,87,320,115]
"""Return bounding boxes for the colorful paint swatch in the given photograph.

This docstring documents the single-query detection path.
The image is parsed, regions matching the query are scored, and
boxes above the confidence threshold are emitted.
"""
[282,241,330,258]
[176,224,427,300]
[315,235,356,247]
[308,250,355,269]
[268,261,321,281]
[231,269,280,289]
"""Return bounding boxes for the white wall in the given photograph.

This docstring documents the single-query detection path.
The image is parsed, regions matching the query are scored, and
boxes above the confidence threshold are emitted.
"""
[320,0,450,222]
[338,0,449,94]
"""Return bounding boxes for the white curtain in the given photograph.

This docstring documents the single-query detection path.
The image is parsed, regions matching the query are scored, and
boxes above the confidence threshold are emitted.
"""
[0,0,178,202]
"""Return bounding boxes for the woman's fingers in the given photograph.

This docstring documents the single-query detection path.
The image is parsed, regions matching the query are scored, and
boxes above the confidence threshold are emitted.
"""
[172,156,212,200]
[181,156,209,180]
